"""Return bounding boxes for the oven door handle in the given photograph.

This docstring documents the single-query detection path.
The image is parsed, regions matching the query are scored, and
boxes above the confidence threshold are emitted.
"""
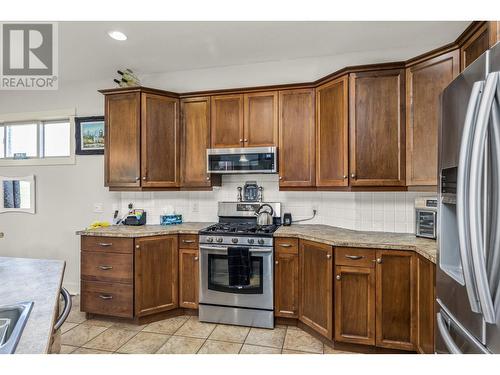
[199,245,273,254]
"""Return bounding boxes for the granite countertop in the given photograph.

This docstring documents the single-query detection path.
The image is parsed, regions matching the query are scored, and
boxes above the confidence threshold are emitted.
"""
[275,225,437,263]
[0,257,65,354]
[76,222,214,237]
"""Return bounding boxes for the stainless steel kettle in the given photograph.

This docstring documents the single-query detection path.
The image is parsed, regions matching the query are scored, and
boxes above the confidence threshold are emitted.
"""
[255,204,274,226]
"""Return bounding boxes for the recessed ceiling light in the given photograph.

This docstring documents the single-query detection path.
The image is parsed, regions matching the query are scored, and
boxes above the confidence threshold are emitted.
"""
[108,31,127,41]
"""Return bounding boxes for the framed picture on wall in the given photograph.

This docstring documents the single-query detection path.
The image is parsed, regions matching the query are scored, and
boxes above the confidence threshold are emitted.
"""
[75,116,105,155]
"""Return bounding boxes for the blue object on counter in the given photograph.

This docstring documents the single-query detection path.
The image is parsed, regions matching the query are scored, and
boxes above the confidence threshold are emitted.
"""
[160,214,183,225]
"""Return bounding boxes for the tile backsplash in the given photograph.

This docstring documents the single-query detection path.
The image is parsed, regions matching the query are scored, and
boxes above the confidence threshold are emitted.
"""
[119,174,432,234]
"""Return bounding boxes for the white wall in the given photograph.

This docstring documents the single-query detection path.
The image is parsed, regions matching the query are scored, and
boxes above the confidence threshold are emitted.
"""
[119,174,431,234]
[0,78,121,293]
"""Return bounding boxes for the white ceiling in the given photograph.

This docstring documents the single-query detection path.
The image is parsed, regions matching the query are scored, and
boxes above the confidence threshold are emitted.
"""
[59,21,470,89]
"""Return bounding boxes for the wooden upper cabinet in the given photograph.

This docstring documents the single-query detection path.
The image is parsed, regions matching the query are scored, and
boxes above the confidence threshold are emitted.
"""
[461,22,490,71]
[316,76,349,187]
[211,94,244,148]
[244,91,278,147]
[134,235,178,317]
[334,265,375,346]
[141,93,180,188]
[278,89,316,188]
[406,51,459,187]
[180,97,212,187]
[105,92,141,188]
[299,240,333,339]
[417,255,436,354]
[274,238,299,318]
[349,69,406,187]
[375,249,416,351]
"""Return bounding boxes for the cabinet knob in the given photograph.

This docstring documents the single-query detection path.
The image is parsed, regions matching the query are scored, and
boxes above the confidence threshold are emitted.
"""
[343,175,348,179]
[326,254,332,259]
[336,275,341,281]
[244,139,248,142]
[351,173,356,179]
[275,260,279,265]
[136,245,140,249]
[240,139,243,142]
[376,258,382,264]
[142,176,146,180]
[206,176,210,180]
[279,176,282,180]
[194,256,199,261]
[135,176,140,181]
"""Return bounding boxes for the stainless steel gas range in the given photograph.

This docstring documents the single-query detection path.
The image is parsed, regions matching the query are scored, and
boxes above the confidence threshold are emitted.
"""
[198,201,281,329]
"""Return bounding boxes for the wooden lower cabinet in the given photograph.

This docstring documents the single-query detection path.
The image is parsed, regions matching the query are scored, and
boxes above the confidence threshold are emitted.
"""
[376,249,417,351]
[299,240,333,339]
[334,265,375,346]
[179,248,199,309]
[417,255,436,354]
[274,239,299,318]
[135,235,179,317]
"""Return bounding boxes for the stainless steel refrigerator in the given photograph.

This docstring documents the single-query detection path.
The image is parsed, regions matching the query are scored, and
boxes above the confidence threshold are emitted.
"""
[437,41,500,354]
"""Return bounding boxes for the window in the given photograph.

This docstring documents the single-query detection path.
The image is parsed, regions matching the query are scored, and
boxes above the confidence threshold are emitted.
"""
[0,110,75,166]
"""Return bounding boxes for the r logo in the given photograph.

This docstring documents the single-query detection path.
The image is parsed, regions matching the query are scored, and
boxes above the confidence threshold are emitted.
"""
[2,23,53,76]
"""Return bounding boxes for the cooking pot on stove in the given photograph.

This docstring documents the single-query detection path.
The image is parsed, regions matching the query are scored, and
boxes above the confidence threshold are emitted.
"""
[255,204,274,226]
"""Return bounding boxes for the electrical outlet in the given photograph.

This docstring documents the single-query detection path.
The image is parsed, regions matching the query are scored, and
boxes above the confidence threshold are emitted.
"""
[93,203,104,213]
[192,202,199,213]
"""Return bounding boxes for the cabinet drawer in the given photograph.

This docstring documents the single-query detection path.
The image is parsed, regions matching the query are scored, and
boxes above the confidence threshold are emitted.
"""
[81,236,133,254]
[335,247,376,268]
[81,281,133,318]
[179,234,199,249]
[275,238,299,254]
[81,251,133,283]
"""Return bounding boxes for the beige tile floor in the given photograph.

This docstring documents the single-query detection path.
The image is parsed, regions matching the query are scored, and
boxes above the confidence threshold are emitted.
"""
[59,296,353,355]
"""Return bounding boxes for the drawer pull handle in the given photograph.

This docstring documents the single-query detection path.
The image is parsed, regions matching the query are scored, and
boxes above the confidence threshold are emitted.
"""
[345,255,363,260]
[99,294,113,300]
[279,244,292,248]
[98,265,113,270]
[98,243,112,247]
[182,240,196,244]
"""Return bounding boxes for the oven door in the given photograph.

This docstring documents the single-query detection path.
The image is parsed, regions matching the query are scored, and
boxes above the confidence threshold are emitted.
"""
[199,245,273,310]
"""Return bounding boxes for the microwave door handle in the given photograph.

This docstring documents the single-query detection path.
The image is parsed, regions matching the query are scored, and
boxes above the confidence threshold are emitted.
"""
[469,72,499,324]
[457,80,483,313]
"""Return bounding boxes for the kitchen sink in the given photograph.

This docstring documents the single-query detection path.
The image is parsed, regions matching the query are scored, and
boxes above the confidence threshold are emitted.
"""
[0,301,34,354]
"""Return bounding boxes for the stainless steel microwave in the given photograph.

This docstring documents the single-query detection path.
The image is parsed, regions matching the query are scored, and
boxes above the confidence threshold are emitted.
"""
[206,147,277,174]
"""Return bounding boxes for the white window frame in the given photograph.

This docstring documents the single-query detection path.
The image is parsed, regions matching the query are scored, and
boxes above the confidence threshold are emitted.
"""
[0,109,76,166]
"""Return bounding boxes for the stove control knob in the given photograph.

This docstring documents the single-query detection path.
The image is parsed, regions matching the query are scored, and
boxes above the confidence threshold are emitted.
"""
[207,237,214,243]
[232,238,239,244]
[216,237,223,243]
[247,238,255,244]
[258,239,265,245]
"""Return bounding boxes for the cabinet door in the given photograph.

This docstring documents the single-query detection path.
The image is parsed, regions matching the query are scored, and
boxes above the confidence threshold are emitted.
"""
[334,265,375,346]
[141,93,180,187]
[135,236,178,317]
[406,51,459,186]
[349,69,405,186]
[274,248,299,318]
[316,76,349,187]
[278,89,316,188]
[461,23,489,71]
[375,250,416,351]
[211,94,244,148]
[417,255,436,354]
[105,92,141,188]
[243,91,278,147]
[180,97,212,187]
[179,248,199,309]
[299,240,333,338]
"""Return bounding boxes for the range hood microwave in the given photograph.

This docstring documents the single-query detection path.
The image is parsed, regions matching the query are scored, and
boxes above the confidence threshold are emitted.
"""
[207,147,277,174]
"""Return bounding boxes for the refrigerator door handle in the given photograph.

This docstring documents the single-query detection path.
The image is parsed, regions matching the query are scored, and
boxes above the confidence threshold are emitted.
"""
[457,80,484,313]
[469,71,500,324]
[436,312,462,354]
